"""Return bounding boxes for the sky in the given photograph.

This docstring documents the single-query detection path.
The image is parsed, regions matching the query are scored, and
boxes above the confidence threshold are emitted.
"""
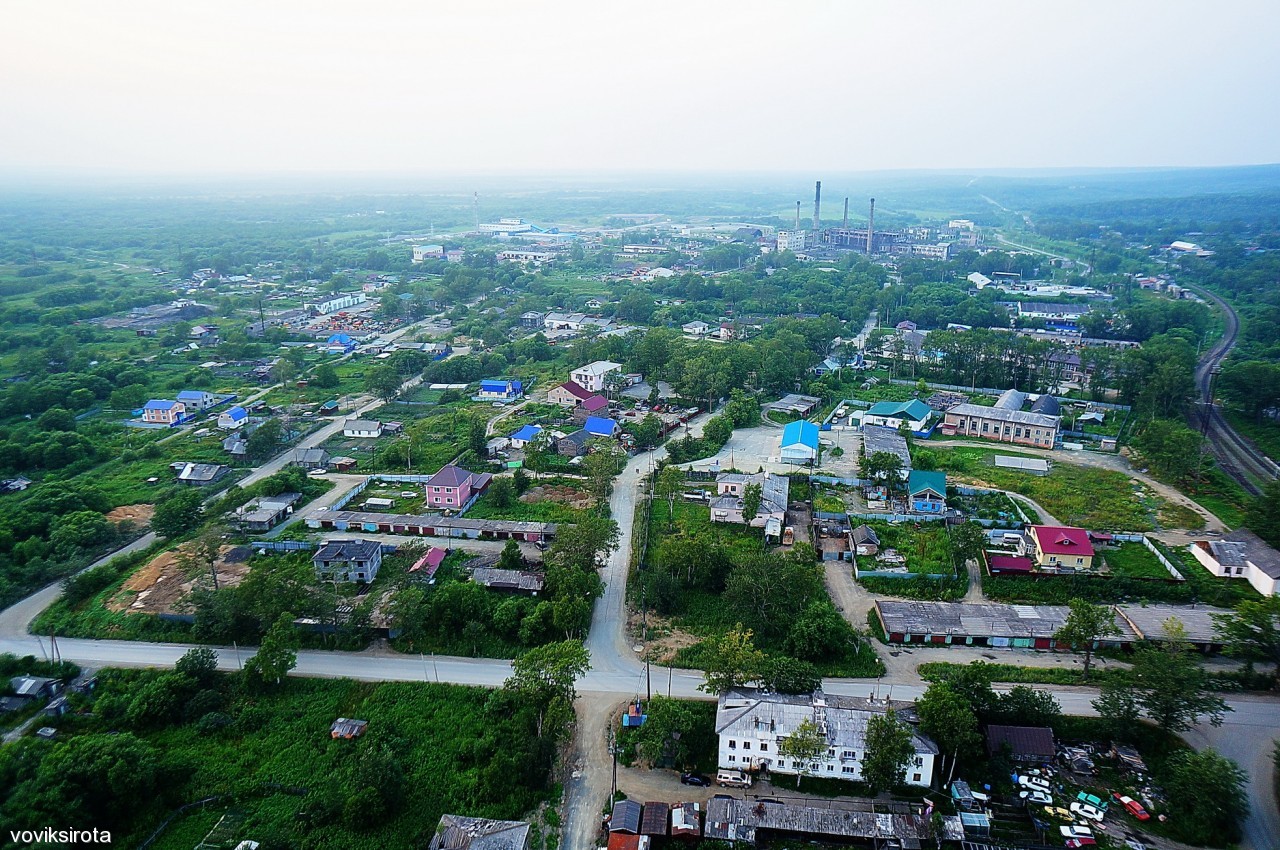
[2,0,1278,177]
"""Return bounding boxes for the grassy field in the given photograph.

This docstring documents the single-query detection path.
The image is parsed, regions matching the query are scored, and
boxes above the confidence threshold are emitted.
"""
[1101,542,1175,579]
[7,674,558,850]
[861,521,953,574]
[932,446,1154,530]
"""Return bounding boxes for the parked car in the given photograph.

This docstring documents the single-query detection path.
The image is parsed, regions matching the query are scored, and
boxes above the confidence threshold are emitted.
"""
[1112,794,1150,821]
[716,769,752,788]
[1019,790,1052,805]
[1070,801,1106,822]
[1065,840,1097,849]
[1076,791,1109,810]
[1060,825,1095,839]
[680,773,710,787]
[1017,775,1051,792]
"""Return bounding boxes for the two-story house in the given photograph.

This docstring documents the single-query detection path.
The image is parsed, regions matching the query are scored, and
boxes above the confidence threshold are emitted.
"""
[312,539,383,583]
[716,688,939,787]
[176,390,220,412]
[424,464,493,510]
[570,361,623,394]
[1025,525,1095,571]
[143,399,186,425]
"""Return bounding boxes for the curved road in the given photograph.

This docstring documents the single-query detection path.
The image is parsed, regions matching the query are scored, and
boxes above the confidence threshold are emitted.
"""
[1,416,1278,847]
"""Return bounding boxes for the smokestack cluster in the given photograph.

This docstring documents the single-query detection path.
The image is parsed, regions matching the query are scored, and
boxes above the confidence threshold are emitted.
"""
[867,198,875,254]
[812,181,822,232]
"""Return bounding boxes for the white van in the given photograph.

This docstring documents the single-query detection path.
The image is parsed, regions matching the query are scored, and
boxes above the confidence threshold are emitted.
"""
[716,769,752,788]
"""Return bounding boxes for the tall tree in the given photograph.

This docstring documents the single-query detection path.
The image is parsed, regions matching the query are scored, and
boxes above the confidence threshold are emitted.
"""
[1161,749,1248,846]
[366,363,403,402]
[861,709,917,793]
[916,683,981,785]
[1053,598,1118,680]
[656,465,685,530]
[1213,596,1280,672]
[244,611,298,687]
[504,640,590,737]
[777,717,827,788]
[698,624,766,694]
[152,488,204,539]
[741,482,763,526]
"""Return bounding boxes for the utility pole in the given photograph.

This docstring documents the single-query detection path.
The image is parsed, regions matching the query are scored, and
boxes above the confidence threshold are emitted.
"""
[608,727,619,799]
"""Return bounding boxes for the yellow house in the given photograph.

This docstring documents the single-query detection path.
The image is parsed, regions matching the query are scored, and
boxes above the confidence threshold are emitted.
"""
[1027,525,1095,571]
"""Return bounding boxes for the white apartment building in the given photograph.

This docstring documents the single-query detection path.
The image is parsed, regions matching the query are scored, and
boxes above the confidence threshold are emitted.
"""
[776,230,809,252]
[716,689,938,787]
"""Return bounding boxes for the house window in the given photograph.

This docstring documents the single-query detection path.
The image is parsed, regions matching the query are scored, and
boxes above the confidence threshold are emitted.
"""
[912,773,922,782]
[827,765,834,772]
[1076,558,1083,565]
[743,742,751,750]
[914,757,923,767]
[842,766,856,774]
[728,755,736,762]
[729,740,736,749]
[760,743,768,752]
[842,750,855,759]
[809,763,820,771]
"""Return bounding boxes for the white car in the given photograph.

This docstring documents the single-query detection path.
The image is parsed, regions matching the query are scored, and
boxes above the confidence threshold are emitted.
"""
[1017,775,1051,792]
[1070,801,1106,822]
[1061,825,1095,839]
[1019,789,1052,805]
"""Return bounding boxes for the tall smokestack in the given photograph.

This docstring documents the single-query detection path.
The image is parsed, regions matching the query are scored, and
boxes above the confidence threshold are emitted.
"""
[795,201,801,230]
[843,197,849,228]
[813,181,822,232]
[867,198,875,254]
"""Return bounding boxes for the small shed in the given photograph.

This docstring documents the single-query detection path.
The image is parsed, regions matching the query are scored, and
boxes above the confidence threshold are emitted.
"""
[959,812,991,837]
[331,717,369,739]
[670,803,701,840]
[610,800,643,835]
[640,802,670,837]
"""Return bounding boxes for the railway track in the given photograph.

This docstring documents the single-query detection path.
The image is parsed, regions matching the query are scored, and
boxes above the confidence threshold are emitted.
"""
[1188,284,1279,496]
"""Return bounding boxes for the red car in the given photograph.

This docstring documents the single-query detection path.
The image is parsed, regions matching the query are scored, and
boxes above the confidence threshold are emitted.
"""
[1065,840,1097,849]
[1112,793,1151,821]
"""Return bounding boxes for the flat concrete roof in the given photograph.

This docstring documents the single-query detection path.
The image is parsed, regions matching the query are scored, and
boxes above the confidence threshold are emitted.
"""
[1114,603,1230,645]
[876,600,1139,641]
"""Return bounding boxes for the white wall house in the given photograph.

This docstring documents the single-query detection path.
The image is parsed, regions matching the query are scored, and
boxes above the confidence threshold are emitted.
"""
[343,419,384,439]
[306,293,367,315]
[716,689,938,787]
[1189,529,1280,596]
[570,361,624,393]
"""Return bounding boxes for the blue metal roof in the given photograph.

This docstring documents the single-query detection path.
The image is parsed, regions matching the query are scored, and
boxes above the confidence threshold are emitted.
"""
[509,424,543,441]
[176,390,207,400]
[584,416,618,437]
[144,399,178,410]
[781,419,819,449]
[223,406,248,420]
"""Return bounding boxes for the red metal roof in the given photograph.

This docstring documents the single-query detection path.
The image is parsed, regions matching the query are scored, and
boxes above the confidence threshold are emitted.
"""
[1031,525,1094,556]
[989,555,1034,572]
[557,381,593,400]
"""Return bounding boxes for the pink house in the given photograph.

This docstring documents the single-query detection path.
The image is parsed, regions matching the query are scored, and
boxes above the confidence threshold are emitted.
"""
[424,464,493,510]
[143,399,186,425]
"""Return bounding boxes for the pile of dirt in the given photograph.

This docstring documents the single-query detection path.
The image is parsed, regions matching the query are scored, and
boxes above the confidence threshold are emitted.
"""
[108,543,253,616]
[521,484,593,509]
[105,504,155,527]
[629,610,701,664]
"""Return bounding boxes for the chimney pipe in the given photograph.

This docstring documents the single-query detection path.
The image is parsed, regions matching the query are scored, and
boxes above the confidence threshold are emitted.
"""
[813,181,822,232]
[867,198,875,254]
[842,197,849,229]
[795,201,800,230]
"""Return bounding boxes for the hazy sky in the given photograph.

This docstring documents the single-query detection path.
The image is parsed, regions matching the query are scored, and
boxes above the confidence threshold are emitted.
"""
[2,0,1278,176]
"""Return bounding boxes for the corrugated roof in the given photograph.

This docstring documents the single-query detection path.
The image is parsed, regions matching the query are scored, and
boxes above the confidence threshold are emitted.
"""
[985,724,1055,759]
[611,801,643,834]
[782,419,819,449]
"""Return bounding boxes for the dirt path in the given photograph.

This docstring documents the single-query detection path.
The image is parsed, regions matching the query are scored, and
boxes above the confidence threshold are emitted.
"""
[562,694,623,850]
[963,557,986,602]
[822,560,875,627]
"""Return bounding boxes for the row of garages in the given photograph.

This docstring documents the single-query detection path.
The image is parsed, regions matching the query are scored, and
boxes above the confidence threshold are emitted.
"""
[306,510,555,543]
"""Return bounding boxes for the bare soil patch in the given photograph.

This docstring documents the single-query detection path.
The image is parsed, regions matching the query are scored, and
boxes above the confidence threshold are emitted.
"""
[107,543,253,616]
[632,610,701,664]
[106,504,154,527]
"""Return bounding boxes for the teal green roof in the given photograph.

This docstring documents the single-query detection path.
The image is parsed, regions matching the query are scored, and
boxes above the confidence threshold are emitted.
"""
[908,470,946,498]
[866,399,934,422]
